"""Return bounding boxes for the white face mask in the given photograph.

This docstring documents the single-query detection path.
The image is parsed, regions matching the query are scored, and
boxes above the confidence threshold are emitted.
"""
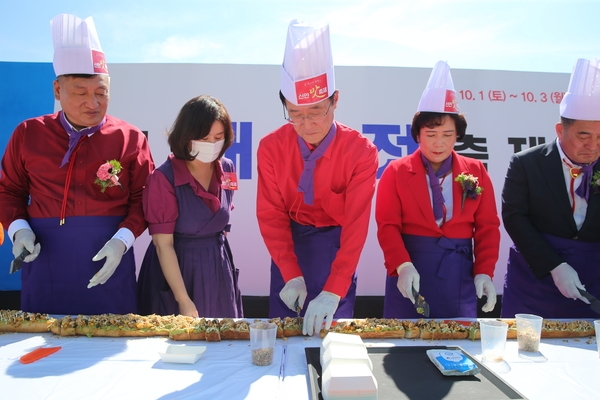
[190,139,224,163]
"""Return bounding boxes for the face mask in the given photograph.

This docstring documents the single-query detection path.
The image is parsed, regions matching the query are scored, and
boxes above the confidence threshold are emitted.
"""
[190,139,224,163]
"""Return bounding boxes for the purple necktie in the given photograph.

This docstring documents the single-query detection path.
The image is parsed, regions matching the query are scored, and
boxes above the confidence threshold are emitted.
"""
[297,123,337,205]
[59,111,106,167]
[421,153,453,221]
[570,158,598,202]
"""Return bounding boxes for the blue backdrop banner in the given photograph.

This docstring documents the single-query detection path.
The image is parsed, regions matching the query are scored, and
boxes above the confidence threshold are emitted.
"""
[0,62,55,290]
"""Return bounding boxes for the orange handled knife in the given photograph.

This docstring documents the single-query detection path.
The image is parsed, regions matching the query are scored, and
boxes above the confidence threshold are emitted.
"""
[20,346,62,364]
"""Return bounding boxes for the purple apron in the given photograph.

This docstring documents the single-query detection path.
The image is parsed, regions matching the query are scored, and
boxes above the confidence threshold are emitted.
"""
[383,234,476,319]
[137,159,242,318]
[501,233,600,318]
[23,215,136,315]
[269,221,357,318]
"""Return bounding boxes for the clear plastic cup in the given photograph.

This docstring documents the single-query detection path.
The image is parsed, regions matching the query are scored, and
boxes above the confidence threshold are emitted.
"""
[515,314,543,352]
[480,320,508,362]
[250,322,277,366]
[595,320,600,358]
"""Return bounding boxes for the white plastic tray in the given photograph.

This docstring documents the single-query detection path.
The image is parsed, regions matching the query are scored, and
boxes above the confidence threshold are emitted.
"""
[158,345,207,364]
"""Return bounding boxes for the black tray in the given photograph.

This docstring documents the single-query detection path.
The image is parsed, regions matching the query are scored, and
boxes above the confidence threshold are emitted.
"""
[305,346,526,400]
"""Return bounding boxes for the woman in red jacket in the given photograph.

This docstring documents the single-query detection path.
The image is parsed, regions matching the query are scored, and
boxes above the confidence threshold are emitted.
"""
[375,61,500,318]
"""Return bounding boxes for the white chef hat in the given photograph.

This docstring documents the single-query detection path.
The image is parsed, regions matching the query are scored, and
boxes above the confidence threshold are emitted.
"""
[280,19,335,106]
[51,14,108,77]
[560,58,600,121]
[417,61,459,113]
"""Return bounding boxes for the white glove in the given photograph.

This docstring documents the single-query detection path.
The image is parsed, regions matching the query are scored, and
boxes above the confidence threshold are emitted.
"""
[88,238,126,288]
[474,274,497,312]
[279,276,308,312]
[396,262,420,303]
[550,263,589,303]
[302,291,341,336]
[12,228,41,262]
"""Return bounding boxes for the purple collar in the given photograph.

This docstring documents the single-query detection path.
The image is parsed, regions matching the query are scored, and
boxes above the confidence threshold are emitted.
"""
[59,111,106,167]
[566,156,598,202]
[421,153,453,221]
[296,122,337,205]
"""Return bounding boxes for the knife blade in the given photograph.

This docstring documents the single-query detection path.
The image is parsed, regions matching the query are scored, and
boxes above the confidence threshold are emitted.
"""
[294,298,302,317]
[9,248,32,274]
[578,288,600,315]
[412,286,430,317]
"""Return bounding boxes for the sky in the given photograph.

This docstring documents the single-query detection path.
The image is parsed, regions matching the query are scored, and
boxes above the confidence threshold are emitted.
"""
[1,0,600,73]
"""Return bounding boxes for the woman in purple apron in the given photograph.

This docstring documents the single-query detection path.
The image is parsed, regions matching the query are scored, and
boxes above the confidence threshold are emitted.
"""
[383,235,476,318]
[137,96,242,318]
[376,61,500,319]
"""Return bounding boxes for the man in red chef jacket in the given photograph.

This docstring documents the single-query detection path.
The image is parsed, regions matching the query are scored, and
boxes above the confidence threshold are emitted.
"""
[257,19,378,336]
[0,14,154,315]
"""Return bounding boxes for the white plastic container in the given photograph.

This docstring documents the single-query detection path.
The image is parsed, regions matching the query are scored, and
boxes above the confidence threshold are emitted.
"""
[322,363,378,400]
[321,343,373,372]
[320,332,367,368]
[321,332,365,355]
[158,345,206,364]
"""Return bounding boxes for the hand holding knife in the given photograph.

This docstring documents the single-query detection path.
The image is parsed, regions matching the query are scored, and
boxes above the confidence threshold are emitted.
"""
[396,262,428,316]
[9,248,32,274]
[9,229,40,274]
[279,276,307,315]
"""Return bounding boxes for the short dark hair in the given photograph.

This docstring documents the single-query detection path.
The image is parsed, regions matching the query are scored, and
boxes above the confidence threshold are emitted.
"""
[168,95,234,161]
[410,112,467,142]
[57,74,97,80]
[560,116,576,128]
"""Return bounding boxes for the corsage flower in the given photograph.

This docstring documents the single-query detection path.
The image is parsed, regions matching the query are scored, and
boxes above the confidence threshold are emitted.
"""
[455,172,483,208]
[592,171,600,194]
[95,160,123,193]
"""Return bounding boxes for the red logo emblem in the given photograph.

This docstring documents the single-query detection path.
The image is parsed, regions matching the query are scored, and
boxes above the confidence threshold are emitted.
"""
[221,171,238,190]
[294,73,329,105]
[444,90,459,112]
[92,50,108,74]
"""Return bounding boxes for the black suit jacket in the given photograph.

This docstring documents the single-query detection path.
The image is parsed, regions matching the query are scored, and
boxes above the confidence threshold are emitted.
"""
[502,140,600,278]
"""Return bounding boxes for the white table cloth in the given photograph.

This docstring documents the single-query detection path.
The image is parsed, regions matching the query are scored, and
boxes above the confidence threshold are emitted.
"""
[0,328,598,399]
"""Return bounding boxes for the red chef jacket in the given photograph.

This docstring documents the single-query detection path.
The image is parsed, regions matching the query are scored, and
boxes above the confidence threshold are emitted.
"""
[0,112,153,236]
[257,122,378,297]
[376,149,500,278]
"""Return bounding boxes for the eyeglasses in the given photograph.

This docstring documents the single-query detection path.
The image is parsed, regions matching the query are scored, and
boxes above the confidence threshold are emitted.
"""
[283,101,333,125]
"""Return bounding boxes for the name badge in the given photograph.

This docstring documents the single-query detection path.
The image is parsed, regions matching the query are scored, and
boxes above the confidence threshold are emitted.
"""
[221,171,238,190]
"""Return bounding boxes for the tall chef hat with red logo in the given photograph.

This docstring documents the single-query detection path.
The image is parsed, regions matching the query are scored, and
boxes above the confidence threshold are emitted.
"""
[51,14,108,77]
[280,19,335,106]
[417,61,459,113]
[560,58,600,120]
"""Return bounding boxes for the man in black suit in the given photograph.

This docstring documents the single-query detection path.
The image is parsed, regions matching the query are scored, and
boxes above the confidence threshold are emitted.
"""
[501,58,600,318]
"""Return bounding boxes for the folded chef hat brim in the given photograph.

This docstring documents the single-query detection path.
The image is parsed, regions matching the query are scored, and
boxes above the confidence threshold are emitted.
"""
[560,93,600,120]
[280,65,335,106]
